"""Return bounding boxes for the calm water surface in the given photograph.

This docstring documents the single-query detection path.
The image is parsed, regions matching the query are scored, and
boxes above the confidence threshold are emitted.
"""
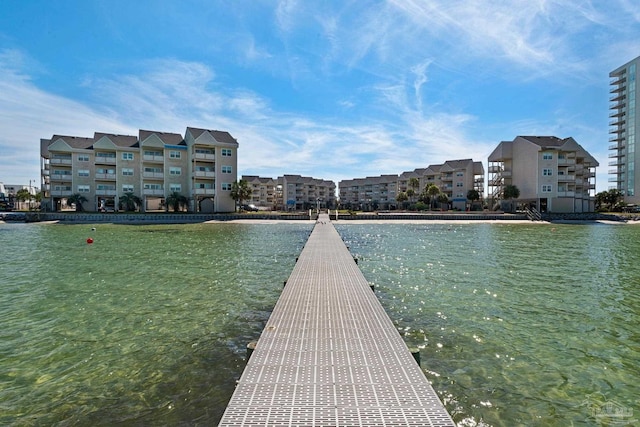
[1,221,638,426]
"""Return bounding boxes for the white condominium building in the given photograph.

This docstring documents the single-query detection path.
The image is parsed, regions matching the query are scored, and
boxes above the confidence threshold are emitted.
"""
[40,127,239,213]
[609,55,639,203]
[488,136,598,213]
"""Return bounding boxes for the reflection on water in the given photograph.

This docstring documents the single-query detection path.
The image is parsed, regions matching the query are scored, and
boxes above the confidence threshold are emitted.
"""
[336,223,640,426]
[1,221,638,426]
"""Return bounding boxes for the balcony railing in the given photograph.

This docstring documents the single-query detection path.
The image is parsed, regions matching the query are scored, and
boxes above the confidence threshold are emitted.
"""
[143,189,164,196]
[557,175,575,181]
[95,173,117,180]
[96,189,117,196]
[194,171,215,178]
[557,191,575,197]
[50,158,72,165]
[95,157,116,164]
[143,155,164,162]
[194,188,215,196]
[194,153,215,161]
[143,172,164,179]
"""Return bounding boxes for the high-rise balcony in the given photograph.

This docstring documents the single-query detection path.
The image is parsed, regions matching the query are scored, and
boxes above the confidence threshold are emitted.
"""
[609,118,626,126]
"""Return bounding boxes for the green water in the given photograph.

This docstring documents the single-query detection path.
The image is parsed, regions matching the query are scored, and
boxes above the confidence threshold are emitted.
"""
[335,223,640,427]
[1,221,638,426]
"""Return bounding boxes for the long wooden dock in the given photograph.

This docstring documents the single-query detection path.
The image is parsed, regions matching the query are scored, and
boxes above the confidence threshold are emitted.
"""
[219,214,455,426]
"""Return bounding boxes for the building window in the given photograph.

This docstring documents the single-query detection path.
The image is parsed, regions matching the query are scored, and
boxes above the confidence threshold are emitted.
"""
[78,155,89,162]
[222,148,232,157]
[97,168,115,175]
[169,167,182,175]
[122,184,134,192]
[122,168,134,176]
[222,165,232,174]
[543,153,553,160]
[169,151,181,159]
[542,185,552,192]
[456,172,464,177]
[456,182,464,187]
[144,183,163,190]
[122,152,134,161]
[170,184,182,192]
[78,185,90,193]
[543,169,553,176]
[222,183,232,191]
[78,170,90,177]
[144,150,162,156]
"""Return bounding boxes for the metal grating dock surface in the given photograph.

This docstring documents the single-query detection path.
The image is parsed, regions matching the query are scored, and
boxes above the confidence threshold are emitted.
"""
[219,214,454,426]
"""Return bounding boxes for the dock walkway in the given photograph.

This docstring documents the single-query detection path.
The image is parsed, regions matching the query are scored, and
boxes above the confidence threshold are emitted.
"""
[219,214,454,426]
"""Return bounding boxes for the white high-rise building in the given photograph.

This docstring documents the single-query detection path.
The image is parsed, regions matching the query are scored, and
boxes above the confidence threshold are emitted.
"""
[609,55,640,202]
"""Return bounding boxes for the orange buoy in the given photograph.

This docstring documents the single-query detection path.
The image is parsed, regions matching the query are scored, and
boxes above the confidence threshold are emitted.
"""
[86,237,94,244]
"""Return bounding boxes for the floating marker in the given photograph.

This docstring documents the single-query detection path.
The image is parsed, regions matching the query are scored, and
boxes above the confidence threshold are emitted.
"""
[86,238,94,244]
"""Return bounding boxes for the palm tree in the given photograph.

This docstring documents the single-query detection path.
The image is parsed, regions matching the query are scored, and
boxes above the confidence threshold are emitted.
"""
[426,184,441,210]
[15,188,31,210]
[119,192,142,212]
[165,191,189,212]
[67,193,88,212]
[437,193,449,210]
[467,189,480,210]
[230,179,252,211]
[408,177,420,203]
[503,184,520,213]
[395,192,408,210]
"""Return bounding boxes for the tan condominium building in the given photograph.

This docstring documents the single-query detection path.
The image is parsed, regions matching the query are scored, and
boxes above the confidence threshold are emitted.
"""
[488,136,598,213]
[339,159,485,211]
[283,175,337,211]
[241,174,336,211]
[242,175,278,209]
[338,175,400,211]
[40,127,238,213]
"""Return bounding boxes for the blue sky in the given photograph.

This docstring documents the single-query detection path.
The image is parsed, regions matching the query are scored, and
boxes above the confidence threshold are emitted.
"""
[1,1,639,193]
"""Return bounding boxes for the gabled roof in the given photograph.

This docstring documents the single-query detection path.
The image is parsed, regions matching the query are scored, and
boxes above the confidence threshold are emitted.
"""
[94,132,138,148]
[186,127,238,145]
[50,135,94,149]
[139,130,185,146]
[519,136,566,147]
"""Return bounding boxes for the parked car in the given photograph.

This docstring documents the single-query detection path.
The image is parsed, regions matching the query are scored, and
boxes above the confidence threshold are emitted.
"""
[241,204,259,211]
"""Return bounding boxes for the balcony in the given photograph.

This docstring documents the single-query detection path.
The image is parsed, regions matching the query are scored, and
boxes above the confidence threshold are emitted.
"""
[95,156,116,165]
[609,118,626,127]
[143,172,164,179]
[51,189,73,196]
[557,191,575,197]
[609,108,625,117]
[50,158,72,165]
[557,174,575,182]
[194,171,215,178]
[194,188,215,196]
[609,151,626,158]
[50,175,72,182]
[610,93,625,102]
[143,154,164,162]
[143,188,164,196]
[194,152,215,161]
[96,189,117,196]
[610,76,626,86]
[557,158,576,165]
[609,143,625,150]
[95,173,117,180]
